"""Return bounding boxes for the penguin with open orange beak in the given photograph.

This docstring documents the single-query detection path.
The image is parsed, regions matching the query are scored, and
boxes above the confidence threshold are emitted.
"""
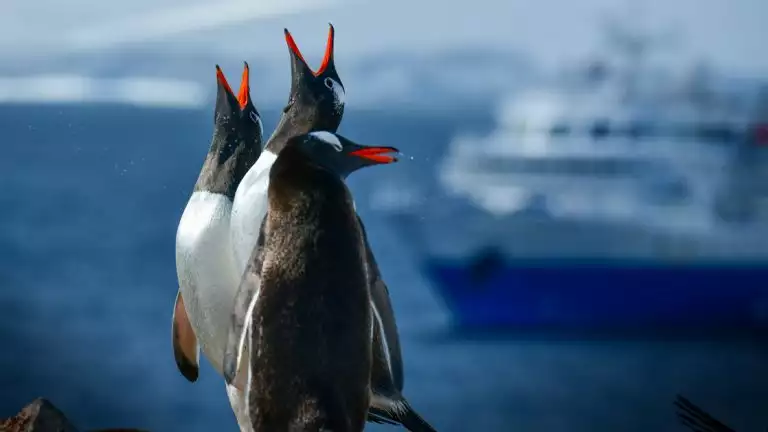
[231,24,347,278]
[228,24,436,431]
[172,62,263,432]
[266,24,346,152]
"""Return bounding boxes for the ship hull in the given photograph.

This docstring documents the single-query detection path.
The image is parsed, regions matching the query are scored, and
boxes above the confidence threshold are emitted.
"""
[425,258,768,331]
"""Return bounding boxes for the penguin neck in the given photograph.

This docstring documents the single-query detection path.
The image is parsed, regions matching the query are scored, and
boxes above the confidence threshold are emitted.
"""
[194,127,260,199]
[269,146,344,193]
[265,104,341,155]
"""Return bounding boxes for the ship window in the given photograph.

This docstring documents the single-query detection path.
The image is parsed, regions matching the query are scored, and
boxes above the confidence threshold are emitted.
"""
[696,123,736,143]
[550,122,570,136]
[468,248,504,286]
[590,119,610,140]
[477,158,655,178]
[627,122,652,140]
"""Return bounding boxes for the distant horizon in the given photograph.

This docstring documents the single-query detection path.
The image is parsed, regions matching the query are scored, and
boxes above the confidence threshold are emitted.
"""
[1,0,767,76]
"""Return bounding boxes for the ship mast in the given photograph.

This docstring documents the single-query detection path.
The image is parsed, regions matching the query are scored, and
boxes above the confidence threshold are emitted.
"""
[597,8,678,104]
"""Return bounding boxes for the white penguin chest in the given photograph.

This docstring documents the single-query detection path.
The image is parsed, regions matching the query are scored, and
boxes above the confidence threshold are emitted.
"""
[175,191,239,374]
[230,150,278,278]
[229,149,359,278]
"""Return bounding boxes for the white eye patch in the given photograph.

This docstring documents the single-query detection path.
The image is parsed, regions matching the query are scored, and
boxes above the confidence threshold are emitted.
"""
[323,77,346,109]
[309,131,343,152]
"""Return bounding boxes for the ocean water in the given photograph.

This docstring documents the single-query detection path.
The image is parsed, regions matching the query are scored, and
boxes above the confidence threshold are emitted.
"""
[0,104,767,432]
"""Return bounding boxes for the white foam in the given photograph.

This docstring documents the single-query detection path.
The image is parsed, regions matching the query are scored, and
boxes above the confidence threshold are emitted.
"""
[0,74,205,108]
[309,130,343,152]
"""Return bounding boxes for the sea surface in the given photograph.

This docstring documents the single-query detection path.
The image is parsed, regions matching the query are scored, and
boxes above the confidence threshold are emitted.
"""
[0,104,767,432]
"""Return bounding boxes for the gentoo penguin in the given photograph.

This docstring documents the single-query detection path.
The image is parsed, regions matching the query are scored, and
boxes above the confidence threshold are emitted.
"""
[222,131,400,432]
[230,24,346,277]
[228,25,428,431]
[172,63,262,430]
[226,131,438,432]
[227,23,347,415]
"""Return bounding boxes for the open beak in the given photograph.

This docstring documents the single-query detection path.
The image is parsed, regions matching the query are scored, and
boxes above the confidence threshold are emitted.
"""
[216,65,235,97]
[284,23,335,77]
[316,23,334,76]
[284,28,309,67]
[216,64,249,110]
[350,146,400,164]
[236,61,250,110]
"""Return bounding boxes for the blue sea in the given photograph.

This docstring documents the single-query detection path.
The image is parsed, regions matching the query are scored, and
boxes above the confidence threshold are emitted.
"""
[1,104,767,432]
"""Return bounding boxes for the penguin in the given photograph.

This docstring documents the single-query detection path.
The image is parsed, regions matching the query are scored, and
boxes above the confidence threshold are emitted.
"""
[223,26,347,430]
[172,63,263,431]
[226,131,438,432]
[222,131,400,432]
[230,24,346,278]
[228,25,429,431]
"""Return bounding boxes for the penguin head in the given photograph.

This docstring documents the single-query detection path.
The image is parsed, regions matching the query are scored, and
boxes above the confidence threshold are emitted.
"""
[279,24,345,135]
[293,131,399,177]
[212,62,264,159]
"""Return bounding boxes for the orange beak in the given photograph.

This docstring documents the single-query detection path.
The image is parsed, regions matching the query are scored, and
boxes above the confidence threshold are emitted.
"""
[316,23,334,76]
[216,65,235,97]
[216,64,250,110]
[284,23,335,77]
[236,62,250,110]
[350,147,399,164]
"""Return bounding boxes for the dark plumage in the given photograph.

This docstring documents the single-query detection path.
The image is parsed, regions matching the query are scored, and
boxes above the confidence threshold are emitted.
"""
[229,27,429,429]
[264,25,346,154]
[194,63,264,199]
[674,395,738,432]
[223,132,399,431]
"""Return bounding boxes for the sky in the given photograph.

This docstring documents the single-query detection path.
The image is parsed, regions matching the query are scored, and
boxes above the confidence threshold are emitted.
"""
[0,0,766,74]
[0,0,766,107]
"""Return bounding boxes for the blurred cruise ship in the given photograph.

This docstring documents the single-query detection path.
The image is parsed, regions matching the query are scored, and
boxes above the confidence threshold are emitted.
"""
[378,19,768,331]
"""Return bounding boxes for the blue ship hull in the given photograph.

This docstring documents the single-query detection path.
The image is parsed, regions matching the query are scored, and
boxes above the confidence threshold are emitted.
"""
[424,257,768,331]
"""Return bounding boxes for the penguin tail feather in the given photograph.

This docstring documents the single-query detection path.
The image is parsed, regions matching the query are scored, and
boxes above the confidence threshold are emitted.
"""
[369,397,438,432]
[674,394,737,432]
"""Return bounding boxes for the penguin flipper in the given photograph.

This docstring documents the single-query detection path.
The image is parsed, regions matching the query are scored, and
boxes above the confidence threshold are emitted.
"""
[674,394,736,432]
[369,395,438,432]
[358,215,405,392]
[172,290,200,382]
[367,411,398,425]
[223,218,267,386]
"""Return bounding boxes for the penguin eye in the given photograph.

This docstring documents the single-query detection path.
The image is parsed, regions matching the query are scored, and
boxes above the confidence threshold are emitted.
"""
[324,78,334,90]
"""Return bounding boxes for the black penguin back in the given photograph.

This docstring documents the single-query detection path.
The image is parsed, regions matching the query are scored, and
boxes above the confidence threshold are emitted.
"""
[247,145,372,432]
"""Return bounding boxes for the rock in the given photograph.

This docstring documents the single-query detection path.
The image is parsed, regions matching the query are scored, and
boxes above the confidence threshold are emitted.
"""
[1,398,79,432]
[0,399,148,432]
